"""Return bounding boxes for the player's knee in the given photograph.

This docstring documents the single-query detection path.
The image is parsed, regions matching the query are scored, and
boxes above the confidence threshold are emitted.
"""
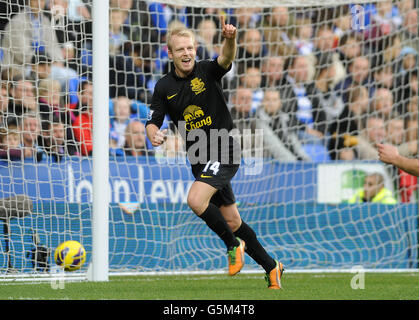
[187,193,208,215]
[226,215,241,232]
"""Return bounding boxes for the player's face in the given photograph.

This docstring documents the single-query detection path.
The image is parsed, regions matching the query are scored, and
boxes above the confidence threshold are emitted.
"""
[168,35,196,78]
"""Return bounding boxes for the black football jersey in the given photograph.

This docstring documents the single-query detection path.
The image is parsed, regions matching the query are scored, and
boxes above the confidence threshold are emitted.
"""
[147,59,240,165]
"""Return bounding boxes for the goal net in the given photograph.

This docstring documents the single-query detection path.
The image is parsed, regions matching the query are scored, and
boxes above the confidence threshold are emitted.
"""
[0,0,417,278]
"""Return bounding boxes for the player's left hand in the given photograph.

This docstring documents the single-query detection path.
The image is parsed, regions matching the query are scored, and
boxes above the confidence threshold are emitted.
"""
[220,14,236,39]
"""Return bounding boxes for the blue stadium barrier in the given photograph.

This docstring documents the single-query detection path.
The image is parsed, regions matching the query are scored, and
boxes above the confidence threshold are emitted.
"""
[0,202,417,272]
[0,158,417,272]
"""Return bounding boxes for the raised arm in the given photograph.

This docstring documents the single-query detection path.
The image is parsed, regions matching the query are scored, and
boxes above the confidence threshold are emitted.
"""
[217,15,237,70]
[377,143,419,177]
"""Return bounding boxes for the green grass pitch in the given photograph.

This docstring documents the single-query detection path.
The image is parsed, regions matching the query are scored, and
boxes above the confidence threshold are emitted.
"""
[0,272,418,300]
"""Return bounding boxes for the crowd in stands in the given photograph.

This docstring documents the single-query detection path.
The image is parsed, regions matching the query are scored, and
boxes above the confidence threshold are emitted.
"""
[0,1,418,200]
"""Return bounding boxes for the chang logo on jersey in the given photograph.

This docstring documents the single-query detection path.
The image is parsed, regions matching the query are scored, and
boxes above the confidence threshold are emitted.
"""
[190,77,206,95]
[183,105,212,131]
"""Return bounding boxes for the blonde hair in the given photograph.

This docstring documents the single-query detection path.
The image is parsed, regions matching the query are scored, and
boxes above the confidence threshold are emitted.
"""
[166,26,195,51]
[38,79,61,97]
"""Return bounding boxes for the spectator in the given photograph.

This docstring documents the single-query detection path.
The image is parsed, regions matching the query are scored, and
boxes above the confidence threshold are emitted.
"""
[394,69,418,115]
[401,8,418,51]
[347,172,397,204]
[262,6,294,57]
[334,137,357,161]
[0,126,23,161]
[29,52,77,95]
[229,87,256,155]
[67,0,91,21]
[357,115,386,160]
[148,2,188,40]
[20,111,45,161]
[109,42,151,102]
[238,66,264,113]
[109,8,129,56]
[29,55,52,85]
[261,56,285,89]
[69,79,92,116]
[399,46,417,75]
[255,88,310,161]
[40,116,79,161]
[387,117,405,146]
[1,0,63,67]
[38,78,63,127]
[8,75,37,118]
[123,119,152,157]
[0,86,8,125]
[313,24,336,58]
[196,19,218,60]
[405,96,418,142]
[370,64,395,98]
[311,52,345,125]
[380,34,403,73]
[328,85,370,159]
[335,55,371,103]
[332,5,353,39]
[293,14,314,56]
[48,0,93,75]
[110,96,133,149]
[397,0,414,15]
[230,87,253,122]
[186,7,222,30]
[60,41,79,73]
[387,116,417,157]
[111,0,157,44]
[337,32,364,72]
[281,55,327,144]
[372,0,402,33]
[237,28,265,69]
[110,0,133,19]
[233,7,261,30]
[370,87,394,120]
[72,81,93,156]
[38,78,78,144]
[229,87,255,136]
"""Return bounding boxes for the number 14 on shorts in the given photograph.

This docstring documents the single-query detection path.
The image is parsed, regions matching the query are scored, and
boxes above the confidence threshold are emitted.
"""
[202,160,220,177]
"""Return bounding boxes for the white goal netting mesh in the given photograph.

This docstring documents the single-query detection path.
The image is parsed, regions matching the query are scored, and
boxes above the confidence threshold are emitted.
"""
[0,0,417,276]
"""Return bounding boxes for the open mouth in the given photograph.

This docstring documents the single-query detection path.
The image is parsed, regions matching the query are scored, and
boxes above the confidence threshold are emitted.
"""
[181,58,192,67]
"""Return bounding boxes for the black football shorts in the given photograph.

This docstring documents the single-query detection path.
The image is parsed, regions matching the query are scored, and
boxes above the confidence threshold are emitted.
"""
[191,161,239,207]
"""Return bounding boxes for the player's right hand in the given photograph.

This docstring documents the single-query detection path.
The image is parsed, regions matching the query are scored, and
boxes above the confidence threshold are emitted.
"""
[152,129,167,147]
[220,14,236,39]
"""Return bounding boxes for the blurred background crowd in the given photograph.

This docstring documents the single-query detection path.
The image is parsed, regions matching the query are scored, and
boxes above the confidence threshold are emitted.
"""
[0,0,418,200]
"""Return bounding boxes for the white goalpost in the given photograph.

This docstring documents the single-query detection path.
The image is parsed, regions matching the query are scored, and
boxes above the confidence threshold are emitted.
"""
[90,0,110,282]
[0,0,418,282]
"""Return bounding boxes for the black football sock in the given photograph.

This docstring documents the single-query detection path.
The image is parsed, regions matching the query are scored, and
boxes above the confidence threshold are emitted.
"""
[234,221,276,273]
[199,203,240,250]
